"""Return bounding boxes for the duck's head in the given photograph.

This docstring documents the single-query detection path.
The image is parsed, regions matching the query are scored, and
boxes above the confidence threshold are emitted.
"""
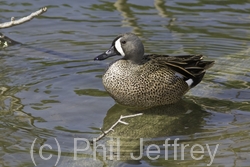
[94,33,144,64]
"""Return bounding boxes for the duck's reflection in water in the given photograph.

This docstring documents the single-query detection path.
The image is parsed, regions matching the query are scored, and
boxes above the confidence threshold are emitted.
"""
[58,99,210,167]
[101,99,210,161]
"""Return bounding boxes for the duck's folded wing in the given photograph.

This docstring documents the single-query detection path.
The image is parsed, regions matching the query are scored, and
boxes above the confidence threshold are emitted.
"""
[146,54,214,88]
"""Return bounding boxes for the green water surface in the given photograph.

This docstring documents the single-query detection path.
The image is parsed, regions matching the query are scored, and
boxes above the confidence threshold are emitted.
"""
[0,0,250,167]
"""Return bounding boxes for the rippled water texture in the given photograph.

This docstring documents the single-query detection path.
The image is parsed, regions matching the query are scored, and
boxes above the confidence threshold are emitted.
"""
[0,0,250,167]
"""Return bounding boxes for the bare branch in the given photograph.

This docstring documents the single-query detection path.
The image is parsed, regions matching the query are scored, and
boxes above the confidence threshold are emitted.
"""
[92,113,143,142]
[0,7,47,29]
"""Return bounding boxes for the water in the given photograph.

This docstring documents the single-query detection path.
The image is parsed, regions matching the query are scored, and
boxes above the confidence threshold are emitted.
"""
[0,0,250,166]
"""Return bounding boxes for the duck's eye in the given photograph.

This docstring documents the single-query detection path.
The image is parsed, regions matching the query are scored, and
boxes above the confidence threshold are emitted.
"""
[121,40,126,44]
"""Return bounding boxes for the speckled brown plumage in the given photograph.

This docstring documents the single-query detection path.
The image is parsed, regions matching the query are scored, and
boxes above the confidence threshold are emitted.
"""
[94,33,214,108]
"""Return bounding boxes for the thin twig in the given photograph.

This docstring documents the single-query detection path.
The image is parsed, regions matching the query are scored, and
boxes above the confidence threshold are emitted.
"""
[92,113,143,142]
[0,7,47,29]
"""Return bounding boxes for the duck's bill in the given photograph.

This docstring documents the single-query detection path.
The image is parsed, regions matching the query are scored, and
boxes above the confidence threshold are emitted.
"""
[94,46,119,60]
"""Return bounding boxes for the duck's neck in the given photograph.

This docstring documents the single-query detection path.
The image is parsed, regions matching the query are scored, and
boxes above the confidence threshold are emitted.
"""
[123,55,144,65]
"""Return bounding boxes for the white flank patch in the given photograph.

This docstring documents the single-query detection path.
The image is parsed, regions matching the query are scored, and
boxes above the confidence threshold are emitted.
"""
[185,78,193,87]
[115,38,125,56]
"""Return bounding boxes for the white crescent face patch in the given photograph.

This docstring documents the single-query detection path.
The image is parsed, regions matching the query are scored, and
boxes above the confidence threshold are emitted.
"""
[115,38,125,56]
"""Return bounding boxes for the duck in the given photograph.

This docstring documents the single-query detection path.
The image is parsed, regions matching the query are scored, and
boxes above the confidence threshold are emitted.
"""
[94,33,214,108]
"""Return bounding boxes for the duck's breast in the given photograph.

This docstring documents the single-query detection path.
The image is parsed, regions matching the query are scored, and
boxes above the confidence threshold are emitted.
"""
[102,60,189,107]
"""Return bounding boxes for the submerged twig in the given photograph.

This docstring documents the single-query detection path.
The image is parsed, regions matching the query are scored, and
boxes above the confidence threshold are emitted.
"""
[92,113,143,142]
[0,7,47,29]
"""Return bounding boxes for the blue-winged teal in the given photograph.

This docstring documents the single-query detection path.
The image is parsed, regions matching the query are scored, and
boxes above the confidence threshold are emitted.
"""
[94,33,214,108]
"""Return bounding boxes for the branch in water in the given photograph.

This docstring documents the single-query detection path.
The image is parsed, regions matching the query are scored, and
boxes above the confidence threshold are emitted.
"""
[92,113,143,143]
[0,7,47,29]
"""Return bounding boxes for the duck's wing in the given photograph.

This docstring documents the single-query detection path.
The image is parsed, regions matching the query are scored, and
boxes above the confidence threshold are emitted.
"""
[144,54,214,88]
